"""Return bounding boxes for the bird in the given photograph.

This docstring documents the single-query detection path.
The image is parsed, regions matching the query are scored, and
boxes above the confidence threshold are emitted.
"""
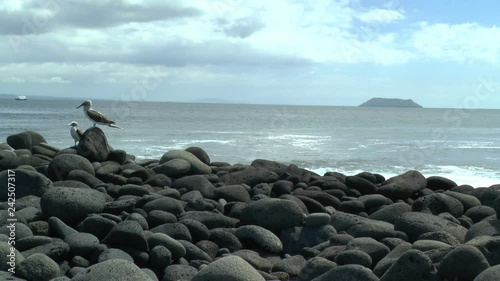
[76,100,122,129]
[68,121,84,146]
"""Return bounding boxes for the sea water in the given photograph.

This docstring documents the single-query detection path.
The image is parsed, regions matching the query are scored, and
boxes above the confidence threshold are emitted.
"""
[1,98,500,187]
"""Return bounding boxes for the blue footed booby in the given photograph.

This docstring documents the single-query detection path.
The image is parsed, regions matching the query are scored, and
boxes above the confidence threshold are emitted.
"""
[77,100,122,129]
[68,121,83,146]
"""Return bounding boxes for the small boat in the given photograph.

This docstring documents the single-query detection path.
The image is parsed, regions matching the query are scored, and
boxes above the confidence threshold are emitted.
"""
[15,96,27,100]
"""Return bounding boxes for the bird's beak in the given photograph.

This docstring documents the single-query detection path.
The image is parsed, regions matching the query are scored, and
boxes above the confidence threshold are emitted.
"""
[76,102,84,109]
[68,123,72,126]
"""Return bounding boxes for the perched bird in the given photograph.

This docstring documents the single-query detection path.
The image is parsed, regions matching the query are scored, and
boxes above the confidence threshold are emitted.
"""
[68,121,84,146]
[76,100,122,129]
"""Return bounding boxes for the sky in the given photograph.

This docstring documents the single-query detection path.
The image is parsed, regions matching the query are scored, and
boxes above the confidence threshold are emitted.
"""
[0,0,499,108]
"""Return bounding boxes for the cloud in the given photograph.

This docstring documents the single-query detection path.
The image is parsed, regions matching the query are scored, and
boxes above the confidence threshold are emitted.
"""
[357,8,405,24]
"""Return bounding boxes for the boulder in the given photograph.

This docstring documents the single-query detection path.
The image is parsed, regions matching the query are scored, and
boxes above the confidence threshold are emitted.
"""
[474,264,500,281]
[379,249,439,281]
[331,212,397,240]
[394,212,467,242]
[192,255,264,281]
[240,198,305,233]
[160,150,211,175]
[412,193,464,218]
[48,154,94,181]
[236,225,283,253]
[162,264,198,281]
[280,225,337,255]
[220,167,279,187]
[172,175,215,198]
[152,158,191,178]
[76,127,111,162]
[378,170,427,200]
[15,253,60,281]
[438,245,490,281]
[0,169,53,200]
[297,257,336,281]
[426,176,457,191]
[368,203,411,224]
[185,147,211,165]
[7,131,46,150]
[40,187,106,224]
[71,259,153,281]
[311,264,379,281]
[102,221,149,252]
[0,150,18,171]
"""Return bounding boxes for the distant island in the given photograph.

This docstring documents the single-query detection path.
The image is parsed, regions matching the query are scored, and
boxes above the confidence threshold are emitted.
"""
[359,98,423,108]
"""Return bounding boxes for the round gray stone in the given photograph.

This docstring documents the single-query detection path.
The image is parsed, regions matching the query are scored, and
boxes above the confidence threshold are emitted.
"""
[71,259,153,281]
[16,253,60,281]
[235,225,283,253]
[192,255,265,281]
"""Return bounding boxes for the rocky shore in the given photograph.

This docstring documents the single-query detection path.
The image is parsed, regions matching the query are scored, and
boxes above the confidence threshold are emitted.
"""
[1,129,500,281]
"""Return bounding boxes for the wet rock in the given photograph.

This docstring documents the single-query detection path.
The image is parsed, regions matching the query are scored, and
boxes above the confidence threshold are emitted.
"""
[180,211,238,229]
[240,198,304,233]
[148,233,186,260]
[438,245,490,281]
[465,206,497,223]
[16,253,60,281]
[102,220,148,252]
[311,264,379,281]
[346,237,390,266]
[48,154,94,181]
[412,193,464,218]
[394,212,467,242]
[220,167,279,187]
[160,150,211,175]
[71,259,153,281]
[153,158,191,178]
[79,215,117,240]
[172,175,215,198]
[474,264,500,281]
[185,147,211,165]
[379,249,439,281]
[209,229,242,252]
[21,241,70,262]
[97,248,134,263]
[149,245,172,271]
[192,255,264,281]
[41,187,106,224]
[178,240,213,262]
[150,223,192,241]
[64,232,100,257]
[143,198,184,217]
[426,176,457,191]
[0,150,19,171]
[444,190,481,211]
[272,255,306,277]
[466,236,500,265]
[76,127,111,162]
[346,176,377,195]
[372,242,412,277]
[378,171,427,200]
[297,256,337,281]
[215,185,251,203]
[418,231,460,246]
[7,131,46,150]
[368,203,411,224]
[412,240,451,251]
[0,169,53,200]
[334,249,372,268]
[162,264,198,281]
[179,219,210,242]
[331,212,396,240]
[280,225,337,255]
[304,213,331,227]
[465,220,500,241]
[236,225,283,253]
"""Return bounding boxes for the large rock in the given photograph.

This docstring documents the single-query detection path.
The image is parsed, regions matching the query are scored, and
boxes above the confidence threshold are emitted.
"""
[160,150,211,175]
[378,170,427,200]
[437,245,490,281]
[426,176,457,191]
[394,212,467,243]
[152,158,191,178]
[412,193,464,218]
[172,175,215,198]
[0,150,18,171]
[280,225,337,255]
[76,127,111,162]
[220,167,280,187]
[185,147,210,165]
[379,249,439,281]
[466,236,500,266]
[465,220,500,241]
[240,198,305,233]
[71,259,153,281]
[48,154,94,181]
[331,212,397,240]
[474,264,500,281]
[215,185,251,203]
[102,220,149,252]
[7,131,46,150]
[0,169,53,201]
[297,257,337,281]
[368,203,411,224]
[0,241,25,271]
[40,187,106,224]
[192,255,264,281]
[179,211,239,229]
[15,253,60,281]
[236,225,283,253]
[311,264,379,281]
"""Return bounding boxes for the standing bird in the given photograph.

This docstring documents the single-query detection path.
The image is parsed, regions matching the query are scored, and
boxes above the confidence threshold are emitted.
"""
[68,121,84,146]
[76,100,122,129]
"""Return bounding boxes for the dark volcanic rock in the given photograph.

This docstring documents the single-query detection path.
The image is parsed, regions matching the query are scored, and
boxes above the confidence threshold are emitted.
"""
[346,237,390,266]
[40,187,106,224]
[438,245,490,281]
[172,175,215,198]
[474,264,500,281]
[240,198,305,233]
[163,264,198,281]
[7,131,47,150]
[297,256,336,281]
[412,193,464,218]
[0,150,18,171]
[160,150,211,175]
[71,259,153,281]
[272,255,306,276]
[179,211,238,229]
[379,249,439,281]
[334,249,372,268]
[102,220,148,252]
[235,225,283,253]
[426,176,457,191]
[311,264,379,281]
[192,255,264,281]
[152,158,191,178]
[331,212,396,240]
[368,202,411,224]
[464,206,497,223]
[280,225,337,255]
[185,147,211,165]
[215,184,251,203]
[48,154,95,181]
[378,170,427,200]
[76,127,111,162]
[220,167,279,187]
[394,212,467,242]
[0,169,53,200]
[346,176,377,195]
[466,236,500,266]
[465,219,500,241]
[143,197,185,216]
[16,253,60,281]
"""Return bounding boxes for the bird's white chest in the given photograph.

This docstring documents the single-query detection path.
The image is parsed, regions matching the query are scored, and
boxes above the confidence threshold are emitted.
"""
[70,127,80,141]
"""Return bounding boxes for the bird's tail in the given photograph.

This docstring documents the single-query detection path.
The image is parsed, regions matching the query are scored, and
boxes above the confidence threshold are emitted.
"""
[109,124,123,129]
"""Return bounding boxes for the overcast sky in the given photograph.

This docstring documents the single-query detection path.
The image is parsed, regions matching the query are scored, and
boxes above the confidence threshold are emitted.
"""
[1,0,499,108]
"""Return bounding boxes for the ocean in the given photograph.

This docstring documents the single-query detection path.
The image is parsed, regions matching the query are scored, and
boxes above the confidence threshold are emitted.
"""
[1,98,500,187]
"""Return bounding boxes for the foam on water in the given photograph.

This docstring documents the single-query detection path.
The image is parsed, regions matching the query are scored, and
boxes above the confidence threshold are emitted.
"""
[310,165,500,188]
